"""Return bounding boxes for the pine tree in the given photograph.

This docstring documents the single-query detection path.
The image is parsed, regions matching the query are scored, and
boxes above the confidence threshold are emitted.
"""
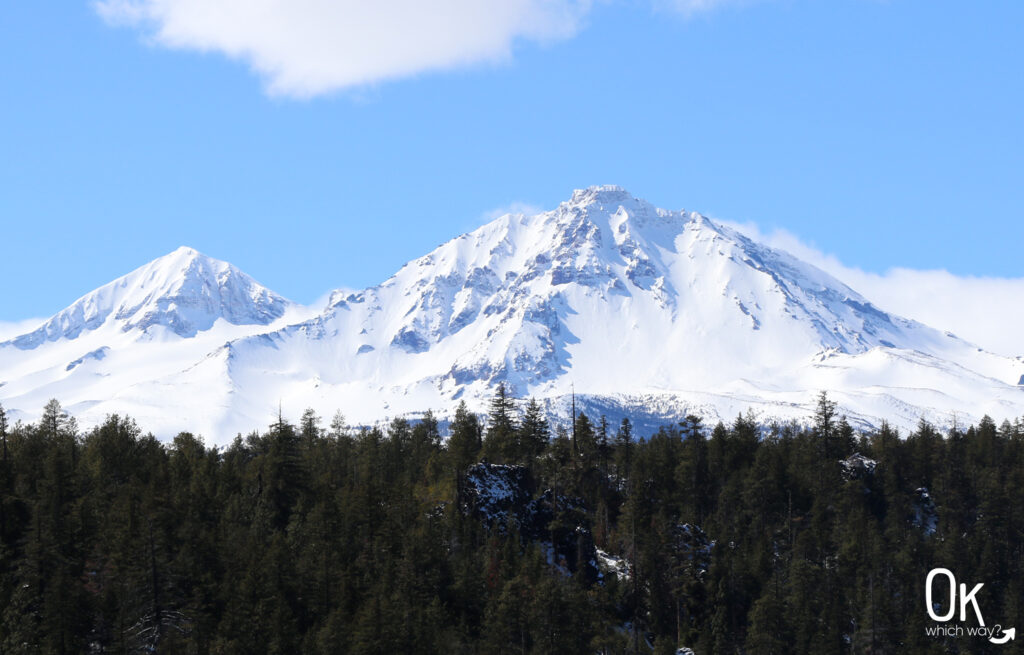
[328,410,348,440]
[29,404,86,654]
[259,410,306,533]
[40,398,76,442]
[574,412,597,463]
[615,417,634,482]
[300,408,322,442]
[677,416,710,524]
[813,391,837,441]
[597,414,610,472]
[518,398,550,463]
[745,576,792,654]
[483,383,518,463]
[447,401,482,476]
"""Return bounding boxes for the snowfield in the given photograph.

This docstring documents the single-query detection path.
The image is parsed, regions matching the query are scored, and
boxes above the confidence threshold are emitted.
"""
[2,187,1022,441]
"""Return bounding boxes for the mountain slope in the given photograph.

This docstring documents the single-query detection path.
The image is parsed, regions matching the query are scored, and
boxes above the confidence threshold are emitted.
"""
[1,188,1022,439]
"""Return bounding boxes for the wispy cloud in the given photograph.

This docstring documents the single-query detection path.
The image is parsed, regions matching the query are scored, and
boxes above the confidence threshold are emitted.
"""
[95,0,592,98]
[480,202,545,223]
[723,221,1024,358]
[454,201,545,234]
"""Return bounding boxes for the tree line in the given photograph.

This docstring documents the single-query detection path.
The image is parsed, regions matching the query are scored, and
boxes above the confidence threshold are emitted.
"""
[1,391,1023,654]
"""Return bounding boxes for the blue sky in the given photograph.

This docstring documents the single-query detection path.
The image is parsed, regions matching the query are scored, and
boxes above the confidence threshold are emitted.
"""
[2,1,1023,352]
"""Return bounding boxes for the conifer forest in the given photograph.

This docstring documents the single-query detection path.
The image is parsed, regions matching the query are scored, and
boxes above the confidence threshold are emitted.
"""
[1,390,1023,654]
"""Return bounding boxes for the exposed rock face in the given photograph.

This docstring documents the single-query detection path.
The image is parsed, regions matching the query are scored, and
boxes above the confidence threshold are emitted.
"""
[840,453,878,481]
[458,462,598,580]
[913,487,938,536]
[457,462,717,587]
[458,462,532,526]
[672,523,715,578]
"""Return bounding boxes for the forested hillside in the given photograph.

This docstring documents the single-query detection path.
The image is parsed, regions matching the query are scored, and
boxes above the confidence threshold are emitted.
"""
[1,391,1023,654]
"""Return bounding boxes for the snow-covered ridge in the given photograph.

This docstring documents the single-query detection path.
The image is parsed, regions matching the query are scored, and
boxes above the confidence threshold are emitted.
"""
[1,187,1023,441]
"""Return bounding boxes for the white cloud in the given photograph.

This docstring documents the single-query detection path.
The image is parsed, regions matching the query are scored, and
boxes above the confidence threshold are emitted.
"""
[723,220,1024,358]
[0,318,44,342]
[455,201,544,234]
[481,202,545,223]
[95,0,592,98]
[94,0,770,97]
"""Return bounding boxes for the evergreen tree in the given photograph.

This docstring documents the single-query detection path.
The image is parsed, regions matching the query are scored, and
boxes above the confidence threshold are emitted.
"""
[615,417,634,481]
[482,383,518,463]
[597,414,611,472]
[300,408,322,442]
[259,410,306,533]
[447,401,482,475]
[813,391,837,441]
[518,398,550,463]
[328,410,348,440]
[574,412,597,463]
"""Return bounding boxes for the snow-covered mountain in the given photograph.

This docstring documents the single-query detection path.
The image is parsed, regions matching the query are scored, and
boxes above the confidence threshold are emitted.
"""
[0,246,309,435]
[10,246,291,348]
[2,188,1022,440]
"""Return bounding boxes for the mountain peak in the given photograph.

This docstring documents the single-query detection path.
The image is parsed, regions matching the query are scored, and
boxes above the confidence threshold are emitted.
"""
[565,185,636,208]
[5,248,292,349]
[557,185,671,230]
[146,246,221,282]
[170,245,200,257]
